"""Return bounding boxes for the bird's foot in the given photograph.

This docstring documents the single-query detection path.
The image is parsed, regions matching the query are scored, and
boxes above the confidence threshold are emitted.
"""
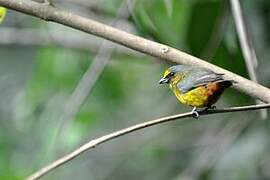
[191,107,200,119]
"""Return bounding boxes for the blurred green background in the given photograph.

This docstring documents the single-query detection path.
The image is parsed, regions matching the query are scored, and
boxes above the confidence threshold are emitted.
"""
[0,0,270,179]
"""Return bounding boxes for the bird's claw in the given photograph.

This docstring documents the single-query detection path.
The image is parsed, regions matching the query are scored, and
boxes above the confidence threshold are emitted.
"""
[191,107,200,119]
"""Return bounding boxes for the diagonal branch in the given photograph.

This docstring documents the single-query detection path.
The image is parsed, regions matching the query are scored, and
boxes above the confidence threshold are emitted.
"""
[26,103,270,180]
[1,0,270,102]
[55,0,134,152]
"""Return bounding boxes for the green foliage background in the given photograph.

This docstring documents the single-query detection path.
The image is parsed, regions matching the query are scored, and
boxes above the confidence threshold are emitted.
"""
[0,0,270,179]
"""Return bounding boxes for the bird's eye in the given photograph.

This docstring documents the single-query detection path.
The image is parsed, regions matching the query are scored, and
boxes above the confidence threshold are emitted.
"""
[164,71,175,78]
[169,72,175,76]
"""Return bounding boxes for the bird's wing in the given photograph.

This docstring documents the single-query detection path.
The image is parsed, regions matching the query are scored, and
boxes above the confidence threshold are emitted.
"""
[177,69,224,93]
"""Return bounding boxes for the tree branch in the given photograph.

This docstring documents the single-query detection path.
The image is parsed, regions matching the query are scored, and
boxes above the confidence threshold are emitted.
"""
[26,104,270,180]
[0,0,270,102]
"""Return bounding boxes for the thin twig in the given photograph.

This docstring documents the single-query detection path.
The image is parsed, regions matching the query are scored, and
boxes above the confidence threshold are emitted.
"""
[174,115,251,180]
[0,27,141,56]
[230,0,267,119]
[55,0,134,145]
[26,104,270,180]
[230,0,258,72]
[0,0,270,102]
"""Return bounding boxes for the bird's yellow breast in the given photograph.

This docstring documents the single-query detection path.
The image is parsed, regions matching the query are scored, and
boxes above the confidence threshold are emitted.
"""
[170,84,210,108]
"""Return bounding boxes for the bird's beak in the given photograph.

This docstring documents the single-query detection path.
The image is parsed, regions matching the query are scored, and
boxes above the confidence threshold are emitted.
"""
[159,77,169,84]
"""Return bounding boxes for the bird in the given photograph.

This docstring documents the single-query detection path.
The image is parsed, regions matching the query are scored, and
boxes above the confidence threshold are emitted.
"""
[159,65,234,118]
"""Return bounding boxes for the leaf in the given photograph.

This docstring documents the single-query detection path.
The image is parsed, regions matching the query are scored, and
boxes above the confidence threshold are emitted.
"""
[132,0,191,49]
[212,42,251,105]
[0,7,7,23]
[186,1,223,57]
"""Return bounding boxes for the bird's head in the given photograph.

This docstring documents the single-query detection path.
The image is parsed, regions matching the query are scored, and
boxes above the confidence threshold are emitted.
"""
[159,65,191,85]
